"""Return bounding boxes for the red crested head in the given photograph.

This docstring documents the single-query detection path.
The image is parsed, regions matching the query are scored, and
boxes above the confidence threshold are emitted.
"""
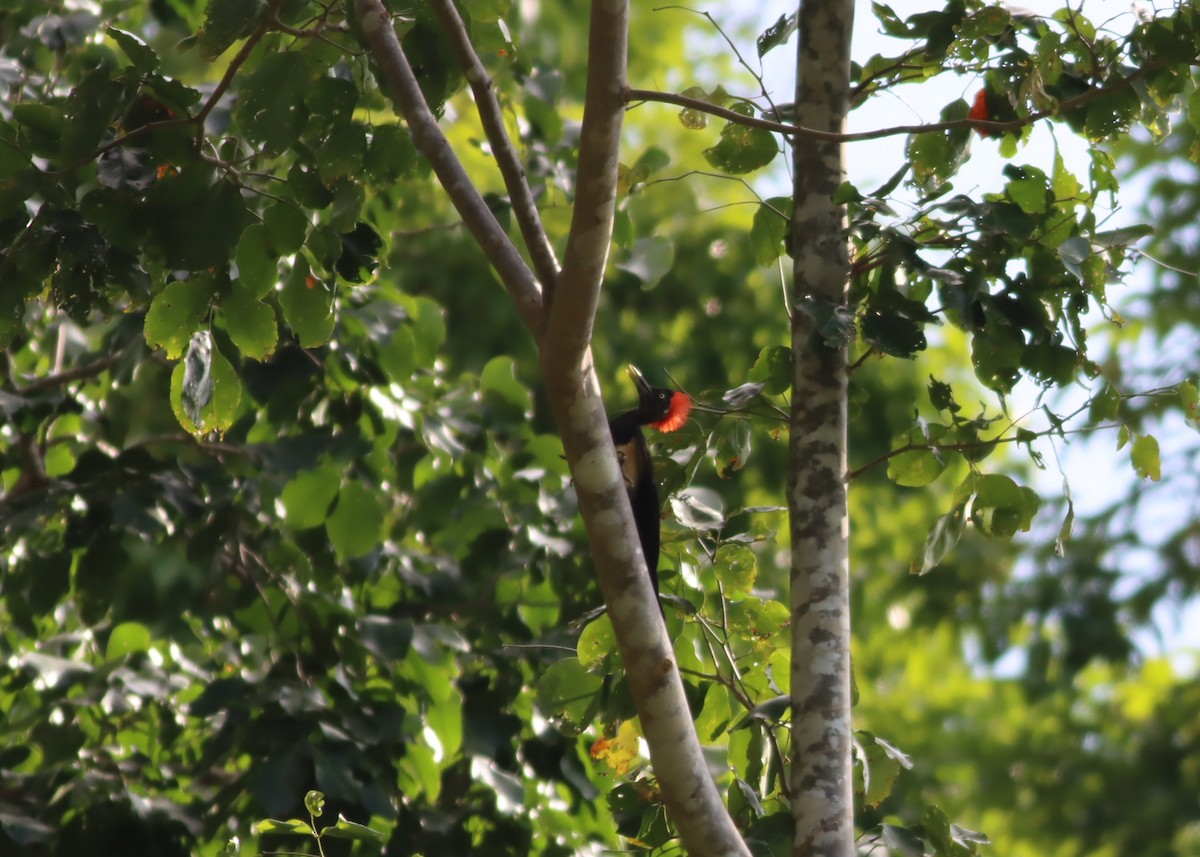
[625,364,691,433]
[651,390,692,433]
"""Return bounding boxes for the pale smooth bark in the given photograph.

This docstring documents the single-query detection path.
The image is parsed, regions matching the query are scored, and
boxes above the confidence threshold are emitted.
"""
[788,1,856,856]
[355,1,750,852]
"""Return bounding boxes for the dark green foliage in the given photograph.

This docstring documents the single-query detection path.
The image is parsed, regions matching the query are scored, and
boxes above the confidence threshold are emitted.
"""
[2,1,1200,856]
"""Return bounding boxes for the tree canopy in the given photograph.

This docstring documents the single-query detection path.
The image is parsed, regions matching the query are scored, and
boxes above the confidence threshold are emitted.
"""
[2,1,1200,856]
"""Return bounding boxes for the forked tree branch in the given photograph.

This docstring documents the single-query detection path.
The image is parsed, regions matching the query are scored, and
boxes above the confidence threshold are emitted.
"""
[354,0,544,335]
[427,0,561,295]
[537,2,751,855]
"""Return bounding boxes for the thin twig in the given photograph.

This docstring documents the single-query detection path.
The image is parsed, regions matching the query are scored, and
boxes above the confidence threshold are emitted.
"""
[12,354,120,396]
[193,0,288,146]
[354,0,543,335]
[428,0,560,297]
[846,420,1125,481]
[626,63,1160,143]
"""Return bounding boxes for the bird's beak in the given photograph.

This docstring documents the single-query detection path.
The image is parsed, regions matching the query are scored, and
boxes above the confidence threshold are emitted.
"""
[626,364,652,396]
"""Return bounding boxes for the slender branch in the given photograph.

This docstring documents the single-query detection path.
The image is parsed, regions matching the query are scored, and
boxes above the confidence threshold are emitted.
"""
[354,0,544,335]
[193,0,288,142]
[626,62,1160,143]
[11,354,120,396]
[50,0,288,178]
[848,347,876,373]
[846,421,1126,482]
[428,0,560,297]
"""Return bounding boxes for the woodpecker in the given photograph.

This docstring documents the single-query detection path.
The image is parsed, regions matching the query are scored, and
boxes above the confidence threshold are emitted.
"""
[608,365,692,600]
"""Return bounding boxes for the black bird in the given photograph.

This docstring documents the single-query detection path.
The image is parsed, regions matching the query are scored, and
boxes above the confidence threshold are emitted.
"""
[608,365,692,600]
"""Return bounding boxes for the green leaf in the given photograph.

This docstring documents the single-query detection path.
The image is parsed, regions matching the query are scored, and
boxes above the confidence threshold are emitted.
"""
[144,278,212,359]
[861,733,903,808]
[696,685,733,742]
[288,162,334,209]
[280,258,334,346]
[535,659,603,734]
[1006,176,1048,213]
[12,103,65,140]
[365,124,418,183]
[1084,85,1140,140]
[105,621,152,660]
[906,99,971,191]
[480,355,532,413]
[714,544,756,595]
[233,52,314,155]
[882,824,927,857]
[251,818,314,836]
[577,615,619,673]
[714,419,752,479]
[106,27,159,72]
[703,108,778,175]
[677,86,713,130]
[969,474,1040,539]
[197,0,265,60]
[235,224,277,299]
[280,467,342,530]
[262,203,309,256]
[317,123,369,179]
[750,197,790,266]
[60,69,133,163]
[1091,223,1154,250]
[971,328,1024,394]
[405,295,446,367]
[1051,151,1082,201]
[220,279,277,360]
[911,502,966,574]
[323,817,385,843]
[887,425,947,488]
[326,481,386,559]
[1180,379,1199,426]
[748,345,792,395]
[927,377,958,413]
[860,311,927,358]
[1130,433,1161,481]
[304,789,325,818]
[757,12,797,57]
[143,175,253,270]
[357,616,414,661]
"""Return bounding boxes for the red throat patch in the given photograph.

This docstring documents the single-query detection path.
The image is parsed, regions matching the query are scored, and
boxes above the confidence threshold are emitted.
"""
[651,391,692,433]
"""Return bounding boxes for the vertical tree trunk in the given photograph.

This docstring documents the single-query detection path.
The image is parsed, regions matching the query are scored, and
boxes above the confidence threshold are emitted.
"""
[788,2,856,856]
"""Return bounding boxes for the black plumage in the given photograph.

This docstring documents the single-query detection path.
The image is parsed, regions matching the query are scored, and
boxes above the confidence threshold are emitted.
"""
[607,365,691,600]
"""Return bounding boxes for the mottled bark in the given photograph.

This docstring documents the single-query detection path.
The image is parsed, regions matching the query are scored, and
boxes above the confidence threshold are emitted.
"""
[788,2,856,856]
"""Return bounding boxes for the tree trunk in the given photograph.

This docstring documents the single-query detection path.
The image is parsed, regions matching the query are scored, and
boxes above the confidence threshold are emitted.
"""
[788,2,856,855]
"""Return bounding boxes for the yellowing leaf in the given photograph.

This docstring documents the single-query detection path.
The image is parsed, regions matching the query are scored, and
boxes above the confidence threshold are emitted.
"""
[590,720,640,775]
